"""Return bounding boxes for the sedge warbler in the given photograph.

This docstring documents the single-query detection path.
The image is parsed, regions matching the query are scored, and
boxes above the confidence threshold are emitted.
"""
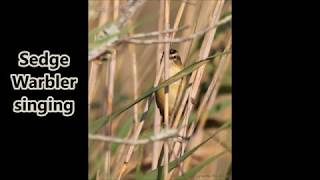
[156,48,186,118]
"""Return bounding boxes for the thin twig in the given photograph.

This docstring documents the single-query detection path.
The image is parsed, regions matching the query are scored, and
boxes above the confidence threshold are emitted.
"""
[114,0,146,29]
[89,129,178,145]
[122,25,189,40]
[88,14,230,62]
[88,0,146,62]
[120,15,231,44]
[163,0,170,179]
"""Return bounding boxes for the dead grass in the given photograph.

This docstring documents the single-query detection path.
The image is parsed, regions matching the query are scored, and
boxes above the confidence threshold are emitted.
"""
[89,0,232,180]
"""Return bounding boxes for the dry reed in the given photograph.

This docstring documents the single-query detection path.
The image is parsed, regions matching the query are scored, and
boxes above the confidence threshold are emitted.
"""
[88,0,232,179]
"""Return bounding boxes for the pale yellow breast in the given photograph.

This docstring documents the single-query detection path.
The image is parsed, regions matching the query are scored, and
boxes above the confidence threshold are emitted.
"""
[155,62,184,116]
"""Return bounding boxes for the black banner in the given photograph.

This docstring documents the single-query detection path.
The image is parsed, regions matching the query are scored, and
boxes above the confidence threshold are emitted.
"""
[1,1,88,179]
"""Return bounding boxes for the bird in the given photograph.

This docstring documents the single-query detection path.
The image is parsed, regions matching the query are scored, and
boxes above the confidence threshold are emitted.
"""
[155,48,186,118]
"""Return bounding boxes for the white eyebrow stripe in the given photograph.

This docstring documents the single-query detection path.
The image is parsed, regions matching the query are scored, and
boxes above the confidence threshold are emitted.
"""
[169,53,178,57]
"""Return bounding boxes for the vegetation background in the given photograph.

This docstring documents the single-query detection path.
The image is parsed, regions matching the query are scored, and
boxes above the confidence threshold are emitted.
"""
[88,0,231,179]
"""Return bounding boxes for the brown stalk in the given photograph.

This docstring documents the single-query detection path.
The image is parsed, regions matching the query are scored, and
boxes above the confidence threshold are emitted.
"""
[103,1,119,179]
[167,0,225,176]
[179,0,225,172]
[152,0,165,170]
[89,0,112,107]
[152,0,189,171]
[117,46,153,97]
[90,2,111,179]
[194,38,232,131]
[117,49,165,179]
[97,0,111,28]
[167,0,189,178]
[184,37,232,171]
[168,1,207,175]
[163,0,170,179]
[128,21,139,128]
[89,62,101,106]
[169,0,217,162]
[113,17,140,179]
[179,0,202,63]
[172,0,188,38]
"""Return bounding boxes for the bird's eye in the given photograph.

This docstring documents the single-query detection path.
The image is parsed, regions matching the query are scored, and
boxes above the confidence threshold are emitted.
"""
[173,56,177,58]
[170,49,176,54]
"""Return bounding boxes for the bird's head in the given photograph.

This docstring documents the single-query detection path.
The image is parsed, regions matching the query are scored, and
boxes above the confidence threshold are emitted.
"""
[169,48,182,66]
